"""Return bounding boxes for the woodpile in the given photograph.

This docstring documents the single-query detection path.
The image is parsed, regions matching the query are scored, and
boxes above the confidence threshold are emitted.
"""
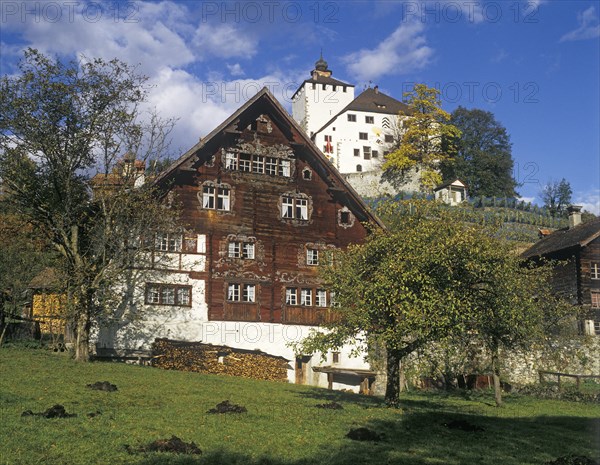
[151,338,289,382]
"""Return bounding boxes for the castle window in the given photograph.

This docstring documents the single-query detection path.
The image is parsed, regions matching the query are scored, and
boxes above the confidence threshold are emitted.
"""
[365,116,374,124]
[347,114,356,122]
[354,149,360,157]
[322,84,326,90]
[356,164,362,172]
[332,85,336,91]
[359,132,368,140]
[372,150,379,158]
[332,351,340,364]
[363,146,371,160]
[385,134,394,143]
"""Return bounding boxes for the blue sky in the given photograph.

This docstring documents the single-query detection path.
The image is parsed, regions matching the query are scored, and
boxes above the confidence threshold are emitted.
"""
[1,0,599,212]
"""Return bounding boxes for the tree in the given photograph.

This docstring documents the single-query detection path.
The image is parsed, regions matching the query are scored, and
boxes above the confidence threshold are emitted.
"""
[383,84,461,192]
[540,178,573,217]
[441,106,517,197]
[297,200,574,406]
[0,49,178,361]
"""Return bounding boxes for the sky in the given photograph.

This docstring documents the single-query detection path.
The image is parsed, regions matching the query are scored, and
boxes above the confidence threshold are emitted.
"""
[1,0,599,213]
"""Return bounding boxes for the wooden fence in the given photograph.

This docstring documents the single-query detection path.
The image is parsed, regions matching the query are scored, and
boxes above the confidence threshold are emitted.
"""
[539,370,600,391]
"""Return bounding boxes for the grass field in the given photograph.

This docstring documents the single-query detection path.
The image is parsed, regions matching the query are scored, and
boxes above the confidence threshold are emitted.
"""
[1,347,598,465]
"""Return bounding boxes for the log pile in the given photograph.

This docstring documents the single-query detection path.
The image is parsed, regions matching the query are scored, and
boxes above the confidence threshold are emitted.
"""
[151,338,288,382]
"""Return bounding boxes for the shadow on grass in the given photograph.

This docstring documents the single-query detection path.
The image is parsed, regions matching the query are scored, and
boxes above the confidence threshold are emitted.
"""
[134,412,600,465]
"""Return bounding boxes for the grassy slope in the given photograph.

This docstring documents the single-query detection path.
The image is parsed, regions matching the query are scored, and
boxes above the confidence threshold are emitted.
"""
[0,348,598,465]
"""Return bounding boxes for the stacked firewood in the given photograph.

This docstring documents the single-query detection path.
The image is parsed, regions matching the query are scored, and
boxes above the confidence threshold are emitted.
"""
[152,338,288,382]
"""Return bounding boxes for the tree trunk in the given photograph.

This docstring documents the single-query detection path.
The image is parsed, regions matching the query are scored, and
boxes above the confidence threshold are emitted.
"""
[385,347,402,406]
[491,347,503,407]
[74,288,93,362]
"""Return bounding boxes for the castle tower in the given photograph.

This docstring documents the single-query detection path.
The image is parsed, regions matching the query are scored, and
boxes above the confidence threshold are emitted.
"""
[291,54,355,137]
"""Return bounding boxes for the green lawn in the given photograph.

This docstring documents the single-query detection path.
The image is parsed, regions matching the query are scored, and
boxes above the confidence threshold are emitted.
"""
[0,347,598,465]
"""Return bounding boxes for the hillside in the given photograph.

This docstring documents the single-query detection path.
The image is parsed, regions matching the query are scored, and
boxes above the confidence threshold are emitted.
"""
[1,347,598,465]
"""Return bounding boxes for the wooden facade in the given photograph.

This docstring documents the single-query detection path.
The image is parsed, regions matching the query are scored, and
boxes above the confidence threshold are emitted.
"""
[522,216,600,335]
[154,88,382,327]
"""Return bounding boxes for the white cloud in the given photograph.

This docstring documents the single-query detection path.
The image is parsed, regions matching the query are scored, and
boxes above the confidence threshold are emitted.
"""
[227,63,245,77]
[560,6,600,42]
[574,189,600,216]
[343,21,433,82]
[518,196,536,205]
[192,23,257,59]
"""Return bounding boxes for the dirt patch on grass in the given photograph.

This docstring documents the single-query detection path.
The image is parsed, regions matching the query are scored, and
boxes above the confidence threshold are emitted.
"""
[345,427,382,441]
[207,400,247,414]
[87,381,118,392]
[21,404,77,418]
[316,402,344,410]
[126,436,202,455]
[442,419,484,432]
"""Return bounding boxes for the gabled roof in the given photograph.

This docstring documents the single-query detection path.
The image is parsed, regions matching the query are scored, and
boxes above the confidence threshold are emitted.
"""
[434,179,468,191]
[521,217,600,259]
[312,87,410,138]
[154,87,385,229]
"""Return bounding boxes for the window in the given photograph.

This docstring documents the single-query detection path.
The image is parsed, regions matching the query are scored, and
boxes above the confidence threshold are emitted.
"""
[592,291,600,308]
[155,233,182,252]
[332,85,336,91]
[302,168,312,180]
[146,284,192,307]
[365,116,374,124]
[356,164,362,172]
[385,134,394,143]
[316,289,327,307]
[372,150,379,158]
[332,352,340,364]
[323,135,333,154]
[322,84,326,90]
[217,186,230,210]
[307,249,319,266]
[595,320,600,336]
[301,289,312,306]
[225,152,237,170]
[347,114,356,122]
[363,146,371,160]
[202,185,215,209]
[224,152,292,177]
[286,287,298,305]
[354,149,360,157]
[591,262,599,280]
[202,183,231,211]
[228,284,256,302]
[228,241,254,259]
[339,208,354,228]
[359,132,368,140]
[281,194,309,221]
[228,283,240,301]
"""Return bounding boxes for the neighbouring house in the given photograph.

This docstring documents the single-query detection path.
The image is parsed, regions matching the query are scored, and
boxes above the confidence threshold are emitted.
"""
[434,179,468,206]
[521,206,600,335]
[27,267,73,343]
[94,87,384,392]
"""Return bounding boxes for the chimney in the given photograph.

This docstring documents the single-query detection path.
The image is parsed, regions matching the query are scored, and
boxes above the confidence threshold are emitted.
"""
[374,85,379,94]
[567,205,582,229]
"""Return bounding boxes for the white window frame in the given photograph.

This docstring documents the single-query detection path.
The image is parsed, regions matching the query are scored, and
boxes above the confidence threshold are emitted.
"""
[286,288,297,305]
[228,242,241,258]
[217,186,230,211]
[243,242,255,259]
[592,291,600,309]
[316,289,327,307]
[202,185,215,209]
[347,114,356,122]
[225,152,237,170]
[359,132,368,140]
[591,262,599,280]
[243,284,256,302]
[301,288,312,306]
[228,283,241,302]
[146,284,192,307]
[307,249,319,266]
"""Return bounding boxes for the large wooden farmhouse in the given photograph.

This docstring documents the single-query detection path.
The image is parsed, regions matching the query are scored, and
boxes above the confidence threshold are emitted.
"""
[94,88,383,390]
